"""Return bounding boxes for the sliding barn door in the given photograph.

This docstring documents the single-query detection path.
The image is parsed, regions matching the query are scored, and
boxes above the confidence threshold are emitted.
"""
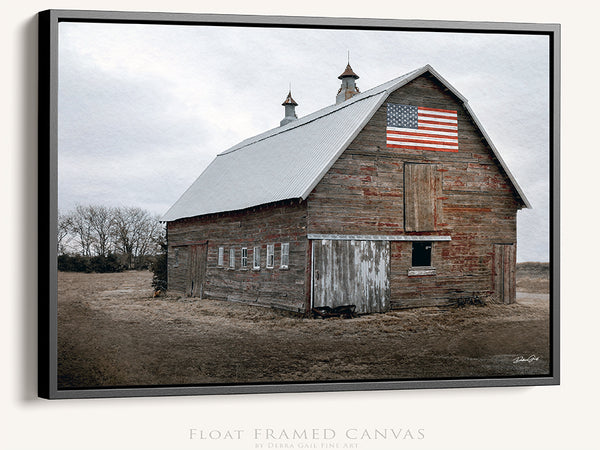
[312,240,390,314]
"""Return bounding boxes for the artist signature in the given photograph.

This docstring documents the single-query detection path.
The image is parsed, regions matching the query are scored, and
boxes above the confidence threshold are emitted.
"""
[513,355,540,364]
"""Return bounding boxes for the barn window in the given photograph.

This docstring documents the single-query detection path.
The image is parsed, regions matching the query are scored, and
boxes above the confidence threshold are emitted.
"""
[281,243,289,269]
[266,244,274,268]
[241,248,248,268]
[173,248,179,267]
[218,247,224,266]
[409,241,436,276]
[412,242,432,266]
[253,246,261,269]
[404,163,442,231]
[229,248,235,268]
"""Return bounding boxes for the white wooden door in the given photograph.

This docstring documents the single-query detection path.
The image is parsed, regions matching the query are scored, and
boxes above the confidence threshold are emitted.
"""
[312,240,390,314]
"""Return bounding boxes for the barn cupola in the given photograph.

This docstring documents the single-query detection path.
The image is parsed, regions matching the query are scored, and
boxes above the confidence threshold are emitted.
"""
[280,89,298,126]
[336,61,360,104]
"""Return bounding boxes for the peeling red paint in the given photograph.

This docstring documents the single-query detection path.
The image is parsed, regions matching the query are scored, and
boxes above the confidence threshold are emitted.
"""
[446,207,492,213]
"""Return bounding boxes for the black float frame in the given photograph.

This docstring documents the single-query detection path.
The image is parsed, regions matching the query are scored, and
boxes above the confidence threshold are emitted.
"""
[38,9,561,399]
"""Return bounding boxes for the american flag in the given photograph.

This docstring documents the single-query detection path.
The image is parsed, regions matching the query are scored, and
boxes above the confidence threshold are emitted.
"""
[386,103,458,152]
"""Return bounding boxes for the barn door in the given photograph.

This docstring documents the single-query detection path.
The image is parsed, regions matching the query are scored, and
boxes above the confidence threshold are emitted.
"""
[312,240,390,314]
[493,243,516,304]
[187,243,208,298]
[404,163,442,232]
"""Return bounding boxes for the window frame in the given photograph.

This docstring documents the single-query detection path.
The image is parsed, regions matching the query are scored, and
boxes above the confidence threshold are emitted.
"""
[229,248,235,269]
[411,241,432,267]
[217,246,224,266]
[280,242,289,269]
[241,247,248,268]
[253,245,261,270]
[408,241,436,276]
[266,244,275,269]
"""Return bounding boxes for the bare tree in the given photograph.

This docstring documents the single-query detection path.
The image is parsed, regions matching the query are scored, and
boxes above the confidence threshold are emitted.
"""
[58,204,162,268]
[57,210,73,255]
[70,205,95,257]
[87,205,114,257]
[112,207,162,268]
[131,212,162,266]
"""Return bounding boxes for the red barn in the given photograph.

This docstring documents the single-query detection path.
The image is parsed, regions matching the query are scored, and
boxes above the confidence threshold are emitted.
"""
[162,64,530,314]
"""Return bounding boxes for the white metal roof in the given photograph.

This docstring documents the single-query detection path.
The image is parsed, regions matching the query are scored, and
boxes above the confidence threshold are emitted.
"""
[162,65,530,222]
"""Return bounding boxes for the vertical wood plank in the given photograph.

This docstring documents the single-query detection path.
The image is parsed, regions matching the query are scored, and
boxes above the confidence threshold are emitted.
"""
[493,243,516,304]
[493,244,503,303]
[186,243,208,298]
[421,164,435,230]
[404,164,417,231]
[312,239,389,313]
[502,245,510,304]
[508,244,516,304]
[304,239,313,312]
[434,167,443,228]
[198,243,208,298]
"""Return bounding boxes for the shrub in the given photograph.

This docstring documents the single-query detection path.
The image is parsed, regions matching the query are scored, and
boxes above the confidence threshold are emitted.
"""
[57,254,124,273]
[58,254,90,272]
[151,231,168,292]
[89,254,125,273]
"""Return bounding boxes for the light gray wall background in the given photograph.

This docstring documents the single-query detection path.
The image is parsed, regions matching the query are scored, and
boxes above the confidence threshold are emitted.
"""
[2,1,598,450]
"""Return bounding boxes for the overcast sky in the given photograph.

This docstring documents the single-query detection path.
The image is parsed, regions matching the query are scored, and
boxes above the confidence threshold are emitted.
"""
[58,22,550,262]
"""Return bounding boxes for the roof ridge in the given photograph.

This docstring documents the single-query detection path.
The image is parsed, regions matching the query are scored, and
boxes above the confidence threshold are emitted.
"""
[219,66,425,156]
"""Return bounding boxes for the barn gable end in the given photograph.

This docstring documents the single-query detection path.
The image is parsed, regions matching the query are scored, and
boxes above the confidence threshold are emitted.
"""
[307,71,521,308]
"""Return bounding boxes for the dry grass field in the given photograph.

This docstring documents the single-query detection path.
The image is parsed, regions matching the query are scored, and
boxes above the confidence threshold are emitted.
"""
[57,265,550,389]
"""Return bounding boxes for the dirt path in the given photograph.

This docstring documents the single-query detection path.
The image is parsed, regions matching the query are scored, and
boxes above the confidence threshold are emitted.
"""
[57,271,550,389]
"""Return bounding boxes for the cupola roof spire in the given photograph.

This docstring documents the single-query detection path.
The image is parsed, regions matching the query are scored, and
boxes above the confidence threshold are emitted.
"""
[280,86,298,126]
[338,63,360,80]
[282,89,298,106]
[336,57,360,104]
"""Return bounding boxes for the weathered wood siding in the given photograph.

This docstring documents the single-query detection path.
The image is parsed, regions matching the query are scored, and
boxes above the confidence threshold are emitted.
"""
[312,239,390,313]
[167,201,308,313]
[185,243,208,297]
[307,72,520,308]
[492,243,516,304]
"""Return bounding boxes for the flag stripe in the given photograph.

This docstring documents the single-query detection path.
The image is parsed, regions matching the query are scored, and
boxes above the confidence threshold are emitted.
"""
[387,127,458,138]
[418,114,457,123]
[417,121,458,129]
[386,140,458,149]
[388,134,458,143]
[387,135,458,145]
[418,106,457,114]
[416,125,458,133]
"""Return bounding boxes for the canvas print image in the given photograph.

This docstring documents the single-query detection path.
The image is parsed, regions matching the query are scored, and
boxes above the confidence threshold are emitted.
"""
[56,21,551,390]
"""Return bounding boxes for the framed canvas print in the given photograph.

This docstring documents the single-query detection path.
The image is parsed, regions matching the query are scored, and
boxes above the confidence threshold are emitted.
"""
[38,9,560,399]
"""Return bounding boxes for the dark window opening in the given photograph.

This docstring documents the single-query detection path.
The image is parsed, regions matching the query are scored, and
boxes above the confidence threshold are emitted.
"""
[412,242,432,267]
